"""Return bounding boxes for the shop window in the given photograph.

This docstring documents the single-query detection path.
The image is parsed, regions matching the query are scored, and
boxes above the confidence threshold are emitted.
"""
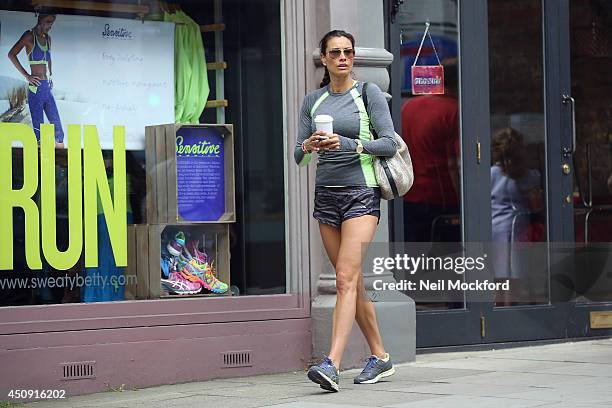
[0,0,286,306]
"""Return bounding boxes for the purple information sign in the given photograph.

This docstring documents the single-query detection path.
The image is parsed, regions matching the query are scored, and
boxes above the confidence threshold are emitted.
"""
[176,126,225,221]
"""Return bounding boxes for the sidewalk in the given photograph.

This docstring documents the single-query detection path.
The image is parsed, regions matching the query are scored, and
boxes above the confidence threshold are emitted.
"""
[21,338,612,408]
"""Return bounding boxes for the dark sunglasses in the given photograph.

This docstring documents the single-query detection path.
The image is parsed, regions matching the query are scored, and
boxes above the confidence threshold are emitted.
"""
[327,48,355,59]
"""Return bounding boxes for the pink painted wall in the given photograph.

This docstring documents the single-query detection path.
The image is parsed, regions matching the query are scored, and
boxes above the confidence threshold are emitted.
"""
[0,318,311,401]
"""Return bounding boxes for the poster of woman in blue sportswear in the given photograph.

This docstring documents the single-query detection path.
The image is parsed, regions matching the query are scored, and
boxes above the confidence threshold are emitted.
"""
[7,12,65,148]
[0,10,174,150]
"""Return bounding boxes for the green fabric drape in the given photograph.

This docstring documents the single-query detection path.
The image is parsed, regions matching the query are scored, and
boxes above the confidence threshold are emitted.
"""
[164,11,209,123]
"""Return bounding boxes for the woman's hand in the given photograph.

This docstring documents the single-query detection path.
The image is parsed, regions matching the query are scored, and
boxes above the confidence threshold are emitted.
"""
[317,133,340,151]
[25,74,41,87]
[303,131,326,153]
[303,131,341,153]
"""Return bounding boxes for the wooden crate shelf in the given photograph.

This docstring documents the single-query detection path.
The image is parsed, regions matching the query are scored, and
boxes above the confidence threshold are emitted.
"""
[207,62,227,71]
[200,23,225,32]
[205,99,228,109]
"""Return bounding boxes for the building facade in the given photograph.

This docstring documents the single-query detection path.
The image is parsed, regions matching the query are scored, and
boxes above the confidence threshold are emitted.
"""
[0,0,611,400]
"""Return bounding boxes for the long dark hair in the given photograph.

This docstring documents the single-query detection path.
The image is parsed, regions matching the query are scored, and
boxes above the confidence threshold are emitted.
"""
[36,11,56,24]
[492,127,527,180]
[319,29,355,88]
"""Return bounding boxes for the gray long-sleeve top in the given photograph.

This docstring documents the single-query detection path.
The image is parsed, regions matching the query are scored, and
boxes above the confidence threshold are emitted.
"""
[294,81,398,187]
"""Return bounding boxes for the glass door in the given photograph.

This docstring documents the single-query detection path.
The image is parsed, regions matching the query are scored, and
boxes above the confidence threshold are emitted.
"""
[388,0,612,346]
[483,0,612,342]
[388,0,487,347]
[566,0,612,336]
[481,0,571,342]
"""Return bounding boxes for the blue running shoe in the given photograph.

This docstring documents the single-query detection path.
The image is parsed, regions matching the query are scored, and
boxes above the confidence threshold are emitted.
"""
[353,353,395,384]
[160,249,173,279]
[307,357,339,392]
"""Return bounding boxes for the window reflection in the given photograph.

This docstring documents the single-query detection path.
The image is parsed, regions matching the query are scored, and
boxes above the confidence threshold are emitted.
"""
[488,0,548,306]
[401,59,460,244]
[396,0,462,310]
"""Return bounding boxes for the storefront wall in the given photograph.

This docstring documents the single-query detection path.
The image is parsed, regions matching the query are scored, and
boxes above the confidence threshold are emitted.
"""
[0,0,314,398]
[0,0,419,398]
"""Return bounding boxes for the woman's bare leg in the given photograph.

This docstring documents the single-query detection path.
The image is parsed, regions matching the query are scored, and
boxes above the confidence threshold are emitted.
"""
[327,215,381,367]
[319,219,387,367]
[355,270,386,358]
[319,223,342,367]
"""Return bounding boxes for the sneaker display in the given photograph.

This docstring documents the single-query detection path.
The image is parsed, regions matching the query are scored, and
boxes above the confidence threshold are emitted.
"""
[204,261,228,292]
[167,231,186,256]
[307,357,340,392]
[180,259,228,294]
[161,272,202,295]
[162,231,229,296]
[160,250,174,279]
[178,265,201,286]
[353,353,395,384]
[186,240,209,264]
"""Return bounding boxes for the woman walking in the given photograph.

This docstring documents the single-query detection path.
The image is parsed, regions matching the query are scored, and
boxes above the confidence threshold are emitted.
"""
[294,30,398,392]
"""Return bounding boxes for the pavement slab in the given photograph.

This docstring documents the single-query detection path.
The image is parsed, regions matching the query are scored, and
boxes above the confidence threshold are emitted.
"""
[426,370,593,387]
[18,338,612,408]
[388,381,548,399]
[384,395,554,408]
[293,389,438,407]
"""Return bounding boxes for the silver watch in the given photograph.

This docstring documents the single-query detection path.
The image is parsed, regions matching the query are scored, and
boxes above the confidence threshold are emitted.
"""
[355,139,364,154]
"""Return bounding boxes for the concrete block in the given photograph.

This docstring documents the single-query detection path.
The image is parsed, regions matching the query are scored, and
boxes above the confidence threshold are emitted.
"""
[312,290,415,370]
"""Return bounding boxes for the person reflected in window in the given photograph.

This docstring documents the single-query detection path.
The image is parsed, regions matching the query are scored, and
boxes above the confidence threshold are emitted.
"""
[8,12,64,148]
[82,154,133,303]
[491,127,543,306]
[295,30,398,391]
[400,58,460,243]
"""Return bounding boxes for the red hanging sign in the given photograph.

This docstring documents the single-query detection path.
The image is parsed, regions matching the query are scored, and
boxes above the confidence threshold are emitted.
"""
[411,65,445,95]
[411,21,445,95]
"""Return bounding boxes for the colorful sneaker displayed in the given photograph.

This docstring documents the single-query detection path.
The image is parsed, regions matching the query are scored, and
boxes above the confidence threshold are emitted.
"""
[167,231,186,256]
[193,260,229,294]
[353,353,395,384]
[161,272,202,295]
[179,259,228,294]
[186,240,209,264]
[307,357,340,392]
[178,265,202,286]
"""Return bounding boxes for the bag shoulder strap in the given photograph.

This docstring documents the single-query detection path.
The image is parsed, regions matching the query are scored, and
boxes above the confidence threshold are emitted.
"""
[361,82,379,140]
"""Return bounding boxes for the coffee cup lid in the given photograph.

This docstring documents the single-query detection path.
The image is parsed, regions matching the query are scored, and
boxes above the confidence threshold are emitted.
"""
[314,114,333,123]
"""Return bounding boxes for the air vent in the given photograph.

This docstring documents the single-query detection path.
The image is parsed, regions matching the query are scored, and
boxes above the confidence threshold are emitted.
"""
[60,361,96,380]
[221,350,252,368]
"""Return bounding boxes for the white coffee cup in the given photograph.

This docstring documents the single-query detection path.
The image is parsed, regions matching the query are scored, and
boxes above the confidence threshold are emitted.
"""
[314,114,334,135]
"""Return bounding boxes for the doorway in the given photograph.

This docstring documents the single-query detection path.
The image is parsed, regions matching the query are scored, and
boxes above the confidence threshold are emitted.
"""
[387,0,612,347]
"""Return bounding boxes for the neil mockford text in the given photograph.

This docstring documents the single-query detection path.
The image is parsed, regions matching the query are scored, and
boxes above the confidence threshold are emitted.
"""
[373,278,510,292]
